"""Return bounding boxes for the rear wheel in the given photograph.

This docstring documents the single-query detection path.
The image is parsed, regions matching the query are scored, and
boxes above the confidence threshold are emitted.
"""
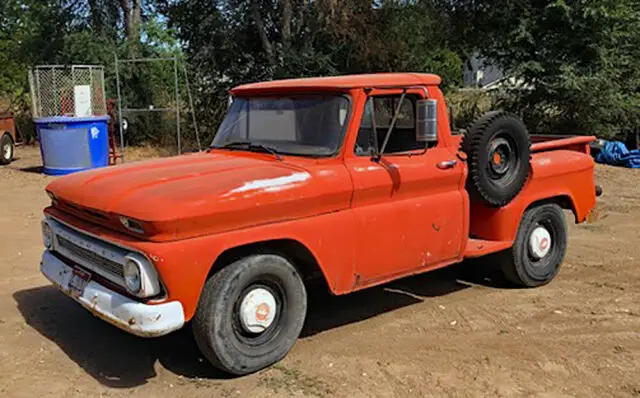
[0,134,13,165]
[193,254,307,375]
[462,111,531,207]
[499,204,568,287]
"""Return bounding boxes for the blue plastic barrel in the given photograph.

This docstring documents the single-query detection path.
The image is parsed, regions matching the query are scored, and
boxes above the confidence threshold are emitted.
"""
[34,116,110,175]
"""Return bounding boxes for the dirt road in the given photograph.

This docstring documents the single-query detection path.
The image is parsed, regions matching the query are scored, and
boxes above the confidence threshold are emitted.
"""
[1,146,638,397]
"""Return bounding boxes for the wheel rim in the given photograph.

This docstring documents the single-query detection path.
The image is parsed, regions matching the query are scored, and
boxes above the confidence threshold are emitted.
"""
[238,287,277,333]
[2,142,10,160]
[529,225,552,260]
[232,281,285,346]
[487,134,518,181]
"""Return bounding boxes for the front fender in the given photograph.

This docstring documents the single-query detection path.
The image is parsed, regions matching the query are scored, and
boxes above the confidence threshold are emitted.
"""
[146,210,357,321]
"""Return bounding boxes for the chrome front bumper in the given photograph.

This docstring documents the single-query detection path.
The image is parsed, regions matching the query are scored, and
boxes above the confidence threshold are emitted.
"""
[40,250,185,337]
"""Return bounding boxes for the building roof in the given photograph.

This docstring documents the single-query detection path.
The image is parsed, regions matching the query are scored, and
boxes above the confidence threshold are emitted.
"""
[231,73,442,94]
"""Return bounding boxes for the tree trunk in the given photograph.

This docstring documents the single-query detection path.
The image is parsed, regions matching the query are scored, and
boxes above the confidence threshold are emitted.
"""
[251,0,274,64]
[88,0,102,33]
[120,0,132,38]
[120,0,141,42]
[281,0,292,49]
[295,0,306,35]
[131,0,141,42]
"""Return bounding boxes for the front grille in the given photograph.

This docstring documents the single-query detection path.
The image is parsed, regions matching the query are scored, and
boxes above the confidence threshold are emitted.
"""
[57,235,124,278]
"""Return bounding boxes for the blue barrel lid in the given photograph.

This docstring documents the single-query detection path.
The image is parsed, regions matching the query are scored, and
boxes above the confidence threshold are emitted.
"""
[34,115,110,123]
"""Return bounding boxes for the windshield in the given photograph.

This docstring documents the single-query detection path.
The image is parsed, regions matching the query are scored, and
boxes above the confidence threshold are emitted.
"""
[211,94,350,157]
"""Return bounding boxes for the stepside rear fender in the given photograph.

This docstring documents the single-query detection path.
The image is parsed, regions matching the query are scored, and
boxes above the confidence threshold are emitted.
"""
[469,149,596,242]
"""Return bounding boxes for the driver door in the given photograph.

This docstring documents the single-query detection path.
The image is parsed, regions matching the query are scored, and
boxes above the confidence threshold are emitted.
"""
[344,90,465,285]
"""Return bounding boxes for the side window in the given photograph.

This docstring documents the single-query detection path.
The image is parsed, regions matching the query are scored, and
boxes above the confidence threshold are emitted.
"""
[354,95,425,156]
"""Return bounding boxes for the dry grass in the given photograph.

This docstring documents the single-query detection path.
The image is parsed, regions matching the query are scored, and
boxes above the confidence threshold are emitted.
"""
[118,145,174,163]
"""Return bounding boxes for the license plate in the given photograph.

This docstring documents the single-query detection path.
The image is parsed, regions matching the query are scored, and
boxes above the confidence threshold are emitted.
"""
[69,268,91,296]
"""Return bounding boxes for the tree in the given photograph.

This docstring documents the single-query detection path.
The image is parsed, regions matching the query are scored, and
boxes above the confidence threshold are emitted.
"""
[452,0,640,137]
[163,0,464,141]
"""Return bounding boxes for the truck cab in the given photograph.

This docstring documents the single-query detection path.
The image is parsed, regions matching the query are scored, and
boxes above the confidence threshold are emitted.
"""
[39,73,598,376]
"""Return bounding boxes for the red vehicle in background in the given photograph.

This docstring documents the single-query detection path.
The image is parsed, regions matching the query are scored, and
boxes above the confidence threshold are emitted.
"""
[39,73,601,376]
[0,112,16,165]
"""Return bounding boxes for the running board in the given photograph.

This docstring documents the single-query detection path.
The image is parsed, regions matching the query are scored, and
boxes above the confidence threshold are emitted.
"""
[464,238,513,258]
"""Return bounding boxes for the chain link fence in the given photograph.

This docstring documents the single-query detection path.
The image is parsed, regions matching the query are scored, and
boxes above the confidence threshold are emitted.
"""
[29,65,106,118]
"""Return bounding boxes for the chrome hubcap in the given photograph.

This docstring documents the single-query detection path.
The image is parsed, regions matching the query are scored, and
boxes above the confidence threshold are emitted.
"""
[529,226,552,259]
[238,287,277,333]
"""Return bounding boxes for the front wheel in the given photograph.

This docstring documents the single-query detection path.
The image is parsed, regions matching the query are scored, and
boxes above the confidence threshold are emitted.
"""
[193,254,307,375]
[499,204,568,287]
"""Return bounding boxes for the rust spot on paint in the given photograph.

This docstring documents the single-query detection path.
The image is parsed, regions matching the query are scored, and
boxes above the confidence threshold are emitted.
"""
[432,223,440,232]
[128,317,137,326]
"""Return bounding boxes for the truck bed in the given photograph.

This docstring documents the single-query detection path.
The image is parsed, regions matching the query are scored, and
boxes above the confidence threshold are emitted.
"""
[530,135,595,153]
[452,134,595,155]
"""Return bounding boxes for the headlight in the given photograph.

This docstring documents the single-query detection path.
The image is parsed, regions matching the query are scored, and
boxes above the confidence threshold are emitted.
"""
[42,221,54,249]
[123,257,142,294]
[123,253,161,297]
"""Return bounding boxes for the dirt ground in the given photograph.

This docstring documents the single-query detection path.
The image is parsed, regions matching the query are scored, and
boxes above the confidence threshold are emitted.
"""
[1,146,639,398]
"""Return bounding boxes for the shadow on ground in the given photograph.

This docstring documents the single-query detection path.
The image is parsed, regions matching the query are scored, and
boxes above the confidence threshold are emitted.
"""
[13,257,511,388]
[301,256,513,337]
[18,165,43,174]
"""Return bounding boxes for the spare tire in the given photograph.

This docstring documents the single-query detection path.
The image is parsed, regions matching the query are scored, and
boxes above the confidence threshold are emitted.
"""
[461,111,531,207]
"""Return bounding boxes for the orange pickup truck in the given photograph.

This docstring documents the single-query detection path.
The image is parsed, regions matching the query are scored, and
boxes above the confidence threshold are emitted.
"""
[39,73,599,375]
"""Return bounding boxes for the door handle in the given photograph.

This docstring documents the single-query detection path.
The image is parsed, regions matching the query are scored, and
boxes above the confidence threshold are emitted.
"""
[436,160,458,169]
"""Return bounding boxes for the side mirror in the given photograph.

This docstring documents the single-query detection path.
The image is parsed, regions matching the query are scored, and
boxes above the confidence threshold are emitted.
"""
[416,99,438,142]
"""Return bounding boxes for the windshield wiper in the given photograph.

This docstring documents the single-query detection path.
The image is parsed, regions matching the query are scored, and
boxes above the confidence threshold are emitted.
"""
[217,141,283,161]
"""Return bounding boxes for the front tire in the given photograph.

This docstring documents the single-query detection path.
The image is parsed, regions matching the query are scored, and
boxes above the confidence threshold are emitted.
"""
[193,254,307,375]
[499,204,568,287]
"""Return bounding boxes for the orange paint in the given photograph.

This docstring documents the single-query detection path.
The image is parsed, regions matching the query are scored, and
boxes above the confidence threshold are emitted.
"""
[255,303,270,322]
[493,152,502,165]
[43,73,598,321]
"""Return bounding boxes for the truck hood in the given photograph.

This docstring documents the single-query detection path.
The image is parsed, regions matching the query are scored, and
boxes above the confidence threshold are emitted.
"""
[46,151,352,241]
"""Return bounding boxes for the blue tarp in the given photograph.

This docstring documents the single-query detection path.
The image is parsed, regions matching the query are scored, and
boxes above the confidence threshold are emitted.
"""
[595,141,640,169]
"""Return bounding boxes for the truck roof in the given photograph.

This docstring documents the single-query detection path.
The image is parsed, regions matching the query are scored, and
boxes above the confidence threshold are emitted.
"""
[230,73,442,95]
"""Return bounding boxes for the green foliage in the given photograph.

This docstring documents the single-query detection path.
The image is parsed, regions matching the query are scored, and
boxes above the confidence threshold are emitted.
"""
[0,0,187,144]
[0,1,67,107]
[454,0,640,137]
[164,0,465,142]
[3,0,640,146]
[446,89,496,129]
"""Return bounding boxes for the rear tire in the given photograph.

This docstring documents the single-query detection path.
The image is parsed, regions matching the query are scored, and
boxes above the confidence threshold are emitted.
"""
[193,254,307,375]
[1,134,13,165]
[499,204,568,287]
[462,111,531,207]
